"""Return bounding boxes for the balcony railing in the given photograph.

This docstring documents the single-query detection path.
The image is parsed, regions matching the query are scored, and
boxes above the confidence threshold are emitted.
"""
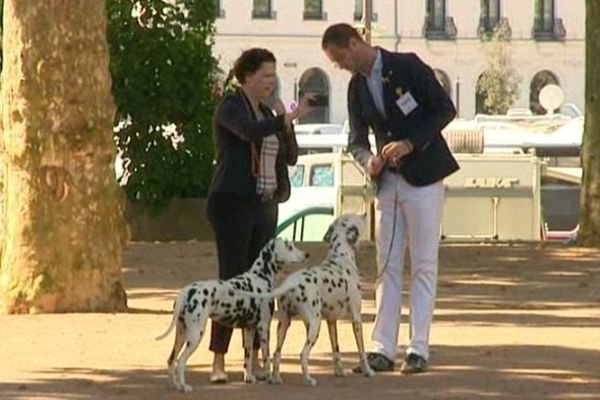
[252,9,277,19]
[303,10,327,20]
[423,16,457,40]
[478,17,511,40]
[533,18,566,41]
[353,11,378,22]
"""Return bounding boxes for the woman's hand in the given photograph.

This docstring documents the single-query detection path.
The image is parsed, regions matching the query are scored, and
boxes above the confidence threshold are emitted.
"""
[284,93,314,128]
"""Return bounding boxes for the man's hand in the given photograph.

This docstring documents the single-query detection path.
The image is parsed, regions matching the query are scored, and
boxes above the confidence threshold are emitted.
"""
[284,94,314,128]
[366,154,385,177]
[381,140,413,165]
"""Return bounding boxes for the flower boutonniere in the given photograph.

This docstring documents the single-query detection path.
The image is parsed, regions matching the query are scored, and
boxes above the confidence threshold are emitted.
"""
[381,70,393,85]
[395,86,404,98]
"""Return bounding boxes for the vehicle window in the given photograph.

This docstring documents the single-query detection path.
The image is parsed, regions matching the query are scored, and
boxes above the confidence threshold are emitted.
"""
[309,164,334,187]
[289,165,304,187]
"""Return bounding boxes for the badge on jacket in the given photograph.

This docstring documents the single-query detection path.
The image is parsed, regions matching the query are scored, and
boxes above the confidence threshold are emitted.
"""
[396,91,418,116]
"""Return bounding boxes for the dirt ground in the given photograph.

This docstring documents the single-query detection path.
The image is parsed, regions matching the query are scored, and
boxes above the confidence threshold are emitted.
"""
[1,240,600,400]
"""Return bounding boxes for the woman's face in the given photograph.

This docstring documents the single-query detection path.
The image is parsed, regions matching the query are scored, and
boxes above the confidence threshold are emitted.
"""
[242,61,277,102]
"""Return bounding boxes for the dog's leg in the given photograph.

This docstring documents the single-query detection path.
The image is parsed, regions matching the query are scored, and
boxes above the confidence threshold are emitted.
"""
[256,321,271,381]
[167,323,186,390]
[270,310,291,384]
[175,316,209,392]
[301,315,321,386]
[242,327,257,383]
[326,319,345,377]
[351,313,375,378]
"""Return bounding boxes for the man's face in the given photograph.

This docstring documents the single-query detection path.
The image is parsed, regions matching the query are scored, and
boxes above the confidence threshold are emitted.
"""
[324,40,361,74]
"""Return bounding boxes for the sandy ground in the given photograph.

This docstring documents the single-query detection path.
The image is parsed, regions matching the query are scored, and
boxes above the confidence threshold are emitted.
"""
[1,240,600,400]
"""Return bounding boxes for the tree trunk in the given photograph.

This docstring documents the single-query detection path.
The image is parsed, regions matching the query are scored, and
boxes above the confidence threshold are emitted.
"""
[579,1,600,246]
[0,0,127,313]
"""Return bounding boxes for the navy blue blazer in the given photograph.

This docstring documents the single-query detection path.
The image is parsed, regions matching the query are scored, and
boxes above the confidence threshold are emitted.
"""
[347,48,459,186]
[209,90,298,202]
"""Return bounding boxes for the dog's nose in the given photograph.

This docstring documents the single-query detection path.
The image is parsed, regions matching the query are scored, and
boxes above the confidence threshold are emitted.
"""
[304,252,310,258]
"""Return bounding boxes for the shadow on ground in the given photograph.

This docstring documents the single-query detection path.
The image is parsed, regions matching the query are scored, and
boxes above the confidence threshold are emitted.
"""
[3,344,599,400]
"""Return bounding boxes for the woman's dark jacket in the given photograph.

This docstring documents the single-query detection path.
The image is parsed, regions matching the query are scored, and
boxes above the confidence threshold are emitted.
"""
[209,90,298,203]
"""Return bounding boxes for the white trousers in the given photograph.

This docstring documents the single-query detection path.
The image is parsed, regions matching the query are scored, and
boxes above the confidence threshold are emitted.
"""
[370,170,445,361]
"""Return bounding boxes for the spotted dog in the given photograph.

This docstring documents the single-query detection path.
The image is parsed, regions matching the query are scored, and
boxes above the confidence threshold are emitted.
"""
[155,238,308,393]
[260,214,375,386]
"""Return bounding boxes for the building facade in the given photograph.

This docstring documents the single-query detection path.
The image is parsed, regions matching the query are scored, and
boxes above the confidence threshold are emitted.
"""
[213,0,585,124]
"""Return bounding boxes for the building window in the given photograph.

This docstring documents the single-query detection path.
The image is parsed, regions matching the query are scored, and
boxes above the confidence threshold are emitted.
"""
[252,0,274,19]
[479,0,500,36]
[424,0,456,40]
[533,0,565,40]
[214,0,225,18]
[530,70,560,114]
[426,0,446,31]
[304,0,326,20]
[535,0,554,32]
[354,0,378,22]
[433,69,452,98]
[298,68,330,123]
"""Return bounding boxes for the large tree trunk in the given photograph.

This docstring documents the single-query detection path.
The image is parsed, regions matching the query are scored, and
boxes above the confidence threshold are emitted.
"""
[579,1,600,246]
[0,0,127,313]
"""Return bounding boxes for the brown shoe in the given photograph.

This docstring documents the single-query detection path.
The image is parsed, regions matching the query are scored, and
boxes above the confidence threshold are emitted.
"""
[353,352,395,373]
[400,353,428,374]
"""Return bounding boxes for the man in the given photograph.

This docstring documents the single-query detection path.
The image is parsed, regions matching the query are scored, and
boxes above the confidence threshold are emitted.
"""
[321,23,459,374]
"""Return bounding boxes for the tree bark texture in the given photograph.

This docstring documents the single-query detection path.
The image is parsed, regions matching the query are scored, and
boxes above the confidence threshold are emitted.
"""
[579,0,600,246]
[0,0,127,313]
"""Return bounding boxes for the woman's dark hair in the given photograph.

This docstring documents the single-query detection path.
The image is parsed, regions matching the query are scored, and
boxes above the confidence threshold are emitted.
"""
[321,23,363,50]
[232,48,276,84]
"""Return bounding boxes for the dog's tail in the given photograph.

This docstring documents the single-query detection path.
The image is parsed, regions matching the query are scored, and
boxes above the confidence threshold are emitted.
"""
[155,289,186,341]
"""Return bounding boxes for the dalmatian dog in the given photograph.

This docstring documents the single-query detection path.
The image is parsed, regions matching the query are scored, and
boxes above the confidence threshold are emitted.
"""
[155,237,308,393]
[251,214,375,386]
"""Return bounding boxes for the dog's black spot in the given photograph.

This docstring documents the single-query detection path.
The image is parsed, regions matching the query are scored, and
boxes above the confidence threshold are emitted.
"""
[187,298,199,313]
[261,249,272,264]
[186,289,197,303]
[178,315,187,330]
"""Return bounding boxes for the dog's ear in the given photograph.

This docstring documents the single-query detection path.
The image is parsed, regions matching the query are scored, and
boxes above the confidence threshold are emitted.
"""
[346,226,359,246]
[323,224,334,242]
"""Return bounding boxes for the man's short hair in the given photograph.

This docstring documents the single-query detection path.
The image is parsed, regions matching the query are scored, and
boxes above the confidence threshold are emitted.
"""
[321,23,364,50]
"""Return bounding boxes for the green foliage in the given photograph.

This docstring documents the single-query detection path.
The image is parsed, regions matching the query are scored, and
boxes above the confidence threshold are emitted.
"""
[476,21,521,115]
[106,0,218,206]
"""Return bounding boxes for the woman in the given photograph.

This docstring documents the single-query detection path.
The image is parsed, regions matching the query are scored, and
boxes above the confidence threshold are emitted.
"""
[206,48,312,383]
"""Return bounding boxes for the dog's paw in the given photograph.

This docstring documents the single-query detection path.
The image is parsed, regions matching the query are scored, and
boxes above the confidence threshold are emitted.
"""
[176,383,193,393]
[334,364,346,377]
[303,376,317,387]
[364,366,376,378]
[244,374,257,384]
[253,369,269,381]
[269,374,283,385]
